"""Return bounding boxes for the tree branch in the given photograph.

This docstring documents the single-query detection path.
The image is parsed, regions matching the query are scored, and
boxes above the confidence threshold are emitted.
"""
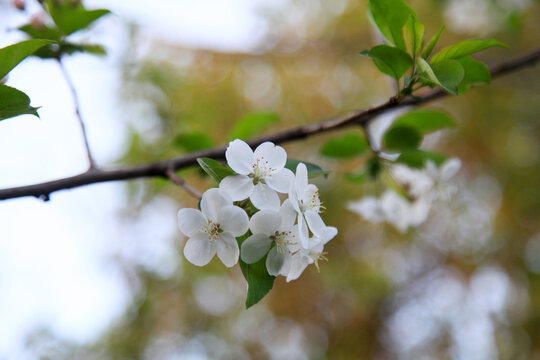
[166,169,202,200]
[58,58,96,169]
[1,47,539,201]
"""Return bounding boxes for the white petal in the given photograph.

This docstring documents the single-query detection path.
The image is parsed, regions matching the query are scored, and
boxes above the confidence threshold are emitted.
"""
[183,232,216,266]
[298,214,310,248]
[216,232,239,267]
[278,199,297,231]
[381,191,410,233]
[254,142,287,170]
[312,226,338,247]
[288,185,301,213]
[265,168,294,193]
[250,183,280,211]
[177,208,207,237]
[241,234,272,263]
[440,158,461,181]
[201,188,231,222]
[218,205,249,236]
[225,139,255,175]
[295,163,309,195]
[286,254,310,282]
[305,210,327,238]
[279,252,292,276]
[249,210,281,236]
[266,247,287,276]
[219,175,254,201]
[347,197,385,223]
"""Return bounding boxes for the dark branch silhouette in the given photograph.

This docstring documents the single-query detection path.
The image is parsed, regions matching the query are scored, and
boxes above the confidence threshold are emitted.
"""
[1,47,539,201]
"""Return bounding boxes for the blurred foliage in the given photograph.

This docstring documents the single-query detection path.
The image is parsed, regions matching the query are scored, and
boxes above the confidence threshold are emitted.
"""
[15,0,540,358]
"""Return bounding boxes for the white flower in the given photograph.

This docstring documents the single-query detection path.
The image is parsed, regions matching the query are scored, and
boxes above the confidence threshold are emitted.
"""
[219,139,294,211]
[347,196,386,223]
[240,200,298,276]
[380,190,431,232]
[425,158,462,200]
[280,227,338,282]
[390,164,434,199]
[178,188,249,267]
[289,162,332,248]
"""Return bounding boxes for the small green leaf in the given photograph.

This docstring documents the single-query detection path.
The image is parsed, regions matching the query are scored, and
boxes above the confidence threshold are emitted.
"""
[431,59,465,94]
[392,110,456,134]
[196,158,236,183]
[430,39,507,64]
[421,25,444,59]
[46,0,110,36]
[345,171,368,182]
[361,45,413,80]
[418,58,464,94]
[367,0,414,51]
[320,133,369,159]
[457,56,491,94]
[237,235,275,309]
[228,112,279,140]
[403,15,424,57]
[174,133,214,152]
[383,125,422,151]
[285,159,330,178]
[396,149,447,168]
[18,24,62,41]
[0,39,55,79]
[0,85,39,120]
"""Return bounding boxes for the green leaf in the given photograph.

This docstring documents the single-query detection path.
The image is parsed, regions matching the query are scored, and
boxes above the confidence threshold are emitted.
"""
[396,149,447,168]
[421,25,444,59]
[237,235,275,309]
[403,15,424,57]
[229,112,279,140]
[46,0,110,36]
[417,58,464,94]
[367,156,383,178]
[457,56,491,94]
[345,170,368,182]
[18,23,62,41]
[0,39,55,79]
[360,45,413,80]
[285,159,330,178]
[367,0,414,50]
[196,158,236,183]
[392,110,456,134]
[430,39,507,64]
[320,133,369,159]
[431,59,465,94]
[383,125,422,151]
[174,133,214,152]
[0,85,39,120]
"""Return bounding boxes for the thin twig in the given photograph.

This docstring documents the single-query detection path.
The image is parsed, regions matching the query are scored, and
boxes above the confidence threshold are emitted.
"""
[166,169,202,200]
[0,47,539,201]
[57,58,96,169]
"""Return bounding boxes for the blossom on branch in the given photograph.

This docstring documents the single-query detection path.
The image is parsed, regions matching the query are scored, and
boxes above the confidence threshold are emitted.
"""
[219,139,294,211]
[178,188,249,267]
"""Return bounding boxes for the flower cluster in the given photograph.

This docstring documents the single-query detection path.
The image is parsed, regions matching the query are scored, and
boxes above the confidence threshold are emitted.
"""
[347,158,461,232]
[177,139,337,282]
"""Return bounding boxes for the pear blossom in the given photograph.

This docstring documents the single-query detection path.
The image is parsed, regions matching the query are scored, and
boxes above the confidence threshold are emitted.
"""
[280,226,338,282]
[241,200,298,275]
[288,162,332,248]
[219,139,294,211]
[178,188,249,267]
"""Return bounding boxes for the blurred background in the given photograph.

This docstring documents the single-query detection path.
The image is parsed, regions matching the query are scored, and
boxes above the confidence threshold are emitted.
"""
[0,0,540,358]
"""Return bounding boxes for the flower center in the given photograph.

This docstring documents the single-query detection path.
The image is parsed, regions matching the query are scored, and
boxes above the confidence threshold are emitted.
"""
[310,251,328,272]
[270,230,295,254]
[203,220,222,241]
[299,189,323,213]
[251,156,275,181]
